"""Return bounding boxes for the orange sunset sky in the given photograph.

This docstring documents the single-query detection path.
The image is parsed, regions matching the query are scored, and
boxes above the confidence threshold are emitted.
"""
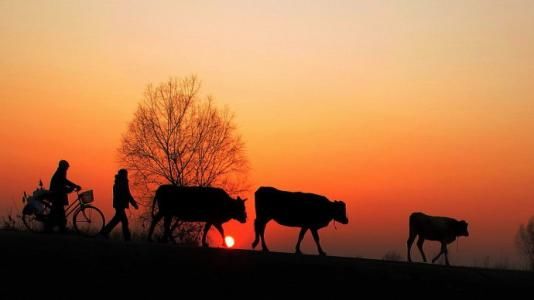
[1,1,533,266]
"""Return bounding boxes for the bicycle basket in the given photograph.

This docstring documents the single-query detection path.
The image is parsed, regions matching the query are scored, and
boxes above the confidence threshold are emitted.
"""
[79,190,94,204]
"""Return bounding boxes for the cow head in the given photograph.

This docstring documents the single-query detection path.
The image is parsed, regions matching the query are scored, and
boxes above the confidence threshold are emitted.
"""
[233,196,247,223]
[332,200,349,224]
[455,220,469,237]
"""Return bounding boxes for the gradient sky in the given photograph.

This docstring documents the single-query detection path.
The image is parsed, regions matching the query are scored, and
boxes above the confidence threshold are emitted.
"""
[1,0,534,267]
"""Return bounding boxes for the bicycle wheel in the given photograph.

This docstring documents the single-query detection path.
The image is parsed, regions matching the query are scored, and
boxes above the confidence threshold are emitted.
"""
[72,205,105,237]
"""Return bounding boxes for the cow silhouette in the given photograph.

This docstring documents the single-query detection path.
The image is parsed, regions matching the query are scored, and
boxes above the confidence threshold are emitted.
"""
[407,212,469,265]
[252,186,348,256]
[147,185,247,247]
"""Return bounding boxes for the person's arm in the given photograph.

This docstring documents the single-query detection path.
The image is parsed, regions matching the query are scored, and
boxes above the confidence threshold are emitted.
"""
[130,196,139,210]
[65,179,81,191]
[126,185,138,209]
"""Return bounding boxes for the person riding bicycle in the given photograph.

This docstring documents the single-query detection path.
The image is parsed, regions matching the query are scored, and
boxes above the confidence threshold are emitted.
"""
[46,160,81,232]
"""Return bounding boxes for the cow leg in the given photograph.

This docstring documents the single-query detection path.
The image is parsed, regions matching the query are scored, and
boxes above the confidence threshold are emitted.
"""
[162,216,172,243]
[213,223,226,247]
[259,220,270,252]
[295,227,308,255]
[416,237,427,262]
[431,250,443,264]
[432,242,448,265]
[202,223,212,247]
[252,219,261,249]
[444,244,450,266]
[407,232,417,263]
[147,212,163,242]
[252,218,270,252]
[311,229,326,256]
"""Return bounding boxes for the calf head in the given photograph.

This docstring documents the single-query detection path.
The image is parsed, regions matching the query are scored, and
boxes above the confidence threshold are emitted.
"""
[455,220,469,237]
[232,197,247,223]
[333,200,349,224]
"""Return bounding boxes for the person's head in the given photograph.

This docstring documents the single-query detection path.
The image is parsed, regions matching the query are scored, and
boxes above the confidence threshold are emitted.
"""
[58,160,70,170]
[116,168,129,182]
[118,168,128,177]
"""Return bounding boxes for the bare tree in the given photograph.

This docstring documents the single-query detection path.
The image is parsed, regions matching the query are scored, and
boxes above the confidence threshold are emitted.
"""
[516,217,534,270]
[119,75,248,244]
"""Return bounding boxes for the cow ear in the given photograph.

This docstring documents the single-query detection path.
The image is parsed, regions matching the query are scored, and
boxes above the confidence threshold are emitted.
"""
[243,198,248,202]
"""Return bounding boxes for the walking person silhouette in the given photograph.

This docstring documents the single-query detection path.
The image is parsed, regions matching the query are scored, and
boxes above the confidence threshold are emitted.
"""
[99,169,138,240]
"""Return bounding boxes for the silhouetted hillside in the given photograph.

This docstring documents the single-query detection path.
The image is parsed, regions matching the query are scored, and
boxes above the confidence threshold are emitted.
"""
[1,230,532,299]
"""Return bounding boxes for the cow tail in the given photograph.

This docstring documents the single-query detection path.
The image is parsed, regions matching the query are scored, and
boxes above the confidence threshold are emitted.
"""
[151,191,158,218]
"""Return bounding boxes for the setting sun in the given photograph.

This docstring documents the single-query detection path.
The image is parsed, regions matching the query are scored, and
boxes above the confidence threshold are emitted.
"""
[225,236,235,248]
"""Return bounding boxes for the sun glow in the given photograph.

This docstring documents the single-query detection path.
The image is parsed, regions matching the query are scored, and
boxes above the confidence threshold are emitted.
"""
[225,236,235,248]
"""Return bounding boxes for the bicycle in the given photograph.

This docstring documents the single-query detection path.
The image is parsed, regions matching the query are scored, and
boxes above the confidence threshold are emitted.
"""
[22,182,106,237]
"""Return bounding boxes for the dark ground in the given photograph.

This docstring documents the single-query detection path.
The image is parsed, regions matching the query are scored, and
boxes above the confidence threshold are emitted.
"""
[1,230,533,299]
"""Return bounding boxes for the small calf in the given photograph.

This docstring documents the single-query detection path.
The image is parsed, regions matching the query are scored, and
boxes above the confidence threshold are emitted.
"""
[407,212,469,265]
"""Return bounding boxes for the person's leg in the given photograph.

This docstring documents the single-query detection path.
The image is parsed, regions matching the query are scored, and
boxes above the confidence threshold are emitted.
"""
[45,205,59,232]
[58,206,67,233]
[118,210,131,241]
[100,209,121,236]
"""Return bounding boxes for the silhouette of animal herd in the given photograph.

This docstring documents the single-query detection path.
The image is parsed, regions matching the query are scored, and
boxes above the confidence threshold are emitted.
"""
[148,185,469,265]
